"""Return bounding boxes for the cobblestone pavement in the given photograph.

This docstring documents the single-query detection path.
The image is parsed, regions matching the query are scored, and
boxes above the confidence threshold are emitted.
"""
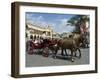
[26,48,89,67]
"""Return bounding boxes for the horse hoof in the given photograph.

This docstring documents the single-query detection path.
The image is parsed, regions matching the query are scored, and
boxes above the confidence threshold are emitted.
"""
[65,54,68,56]
[53,56,56,59]
[71,58,75,62]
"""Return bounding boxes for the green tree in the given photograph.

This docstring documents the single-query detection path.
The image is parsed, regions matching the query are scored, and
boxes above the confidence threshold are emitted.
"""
[67,15,89,33]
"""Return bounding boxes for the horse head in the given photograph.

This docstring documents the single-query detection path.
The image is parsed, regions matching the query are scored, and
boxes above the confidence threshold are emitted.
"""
[72,33,83,47]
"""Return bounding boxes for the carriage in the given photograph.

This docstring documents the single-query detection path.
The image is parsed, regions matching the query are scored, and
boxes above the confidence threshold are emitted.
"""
[26,39,57,57]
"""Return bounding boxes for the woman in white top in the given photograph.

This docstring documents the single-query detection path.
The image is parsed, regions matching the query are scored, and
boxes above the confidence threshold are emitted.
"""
[42,31,48,44]
[42,31,46,39]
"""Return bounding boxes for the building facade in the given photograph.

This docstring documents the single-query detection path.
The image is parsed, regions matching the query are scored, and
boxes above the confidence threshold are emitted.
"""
[26,23,53,40]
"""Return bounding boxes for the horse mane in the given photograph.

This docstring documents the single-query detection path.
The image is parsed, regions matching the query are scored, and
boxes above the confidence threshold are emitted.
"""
[72,33,83,47]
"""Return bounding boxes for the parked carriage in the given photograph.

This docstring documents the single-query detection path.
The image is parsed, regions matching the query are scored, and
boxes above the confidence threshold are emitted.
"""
[26,39,57,57]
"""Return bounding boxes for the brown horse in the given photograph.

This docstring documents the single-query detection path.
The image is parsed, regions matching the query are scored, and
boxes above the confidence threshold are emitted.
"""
[53,34,82,62]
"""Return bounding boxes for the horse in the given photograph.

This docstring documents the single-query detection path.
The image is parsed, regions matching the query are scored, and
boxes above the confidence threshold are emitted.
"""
[53,33,82,62]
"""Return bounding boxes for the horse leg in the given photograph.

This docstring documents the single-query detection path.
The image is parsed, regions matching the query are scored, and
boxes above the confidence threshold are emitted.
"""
[71,50,75,62]
[61,48,64,56]
[53,46,58,59]
[64,49,68,56]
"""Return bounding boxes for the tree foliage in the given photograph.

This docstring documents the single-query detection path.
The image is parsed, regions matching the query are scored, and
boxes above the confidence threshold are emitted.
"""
[67,15,89,33]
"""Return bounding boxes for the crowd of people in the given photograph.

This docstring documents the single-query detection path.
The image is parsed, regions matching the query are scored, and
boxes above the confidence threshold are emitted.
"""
[29,31,49,45]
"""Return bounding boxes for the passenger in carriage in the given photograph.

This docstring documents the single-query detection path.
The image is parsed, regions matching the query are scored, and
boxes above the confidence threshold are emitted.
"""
[34,36,40,44]
[40,36,43,43]
[42,31,48,44]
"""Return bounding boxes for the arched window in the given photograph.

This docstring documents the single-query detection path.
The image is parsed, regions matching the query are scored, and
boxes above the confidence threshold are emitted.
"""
[30,35,33,40]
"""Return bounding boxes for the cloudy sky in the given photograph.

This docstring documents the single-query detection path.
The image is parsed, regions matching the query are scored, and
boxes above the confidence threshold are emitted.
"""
[26,12,76,34]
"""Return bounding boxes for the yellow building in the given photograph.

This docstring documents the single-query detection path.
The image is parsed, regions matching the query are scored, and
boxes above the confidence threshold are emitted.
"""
[26,23,53,40]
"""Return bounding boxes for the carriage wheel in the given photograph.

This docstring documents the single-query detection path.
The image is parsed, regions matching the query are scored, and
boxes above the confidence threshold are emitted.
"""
[42,47,49,57]
[74,48,81,58]
[27,41,34,55]
[27,48,33,55]
[27,44,34,55]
